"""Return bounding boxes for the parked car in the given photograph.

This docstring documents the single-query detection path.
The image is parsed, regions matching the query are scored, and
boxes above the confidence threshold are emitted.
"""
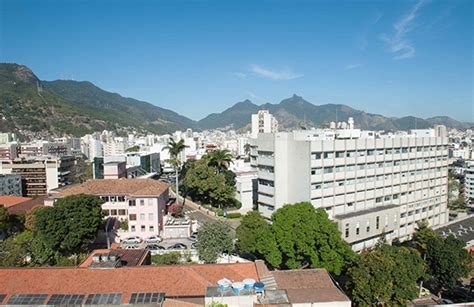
[144,236,162,244]
[167,243,187,250]
[145,244,166,251]
[191,242,197,249]
[125,244,139,249]
[123,236,142,244]
[188,234,198,242]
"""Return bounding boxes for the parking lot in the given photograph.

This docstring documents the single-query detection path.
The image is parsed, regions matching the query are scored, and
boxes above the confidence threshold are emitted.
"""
[120,236,197,253]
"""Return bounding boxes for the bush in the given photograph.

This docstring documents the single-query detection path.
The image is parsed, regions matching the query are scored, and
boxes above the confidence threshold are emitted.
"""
[227,213,242,219]
[217,209,224,216]
[151,251,181,265]
[119,219,128,231]
[233,199,242,209]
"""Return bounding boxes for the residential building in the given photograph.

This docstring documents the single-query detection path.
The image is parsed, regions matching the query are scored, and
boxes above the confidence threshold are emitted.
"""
[0,174,23,196]
[47,179,170,239]
[0,156,75,196]
[104,140,127,156]
[234,171,258,214]
[251,110,278,138]
[0,132,16,144]
[252,124,449,251]
[465,161,474,205]
[0,144,20,160]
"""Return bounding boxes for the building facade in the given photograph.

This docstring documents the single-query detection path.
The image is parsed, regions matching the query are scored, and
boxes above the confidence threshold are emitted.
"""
[251,110,279,138]
[252,126,449,251]
[465,161,474,205]
[0,174,23,196]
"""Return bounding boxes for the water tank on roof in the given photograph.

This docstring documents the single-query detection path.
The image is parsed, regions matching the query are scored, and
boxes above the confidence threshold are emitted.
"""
[217,278,231,291]
[243,278,255,289]
[231,282,245,294]
[254,282,265,293]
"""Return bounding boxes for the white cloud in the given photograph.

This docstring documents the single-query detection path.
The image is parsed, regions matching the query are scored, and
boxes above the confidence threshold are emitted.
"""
[250,64,303,80]
[381,0,428,60]
[345,63,364,70]
[231,72,247,79]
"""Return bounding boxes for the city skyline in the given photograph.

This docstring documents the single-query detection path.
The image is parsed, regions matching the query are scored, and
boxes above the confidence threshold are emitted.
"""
[1,0,472,122]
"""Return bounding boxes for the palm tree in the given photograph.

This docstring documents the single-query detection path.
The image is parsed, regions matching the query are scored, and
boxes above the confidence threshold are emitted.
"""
[163,138,187,202]
[207,149,234,173]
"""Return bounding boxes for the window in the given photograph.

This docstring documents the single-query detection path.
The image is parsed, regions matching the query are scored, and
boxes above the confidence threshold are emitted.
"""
[311,153,322,159]
[336,151,345,158]
[148,199,153,206]
[345,224,349,238]
[401,212,406,218]
[346,151,355,157]
[118,209,126,216]
[131,225,136,232]
[367,149,375,156]
[117,196,125,202]
[324,152,334,159]
[366,221,370,233]
[140,213,145,220]
[376,197,383,203]
[149,225,154,232]
[323,167,334,174]
[141,225,146,232]
[376,216,380,230]
[140,200,145,206]
[110,209,117,216]
[102,209,110,216]
[149,213,154,221]
[129,200,136,207]
[385,214,389,227]
[129,214,137,221]
[356,222,360,235]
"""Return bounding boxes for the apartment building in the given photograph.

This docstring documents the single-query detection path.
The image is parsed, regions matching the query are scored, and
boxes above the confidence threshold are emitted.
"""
[0,174,23,196]
[251,124,449,251]
[47,179,170,239]
[251,110,279,138]
[0,156,75,196]
[465,161,474,205]
[0,144,20,160]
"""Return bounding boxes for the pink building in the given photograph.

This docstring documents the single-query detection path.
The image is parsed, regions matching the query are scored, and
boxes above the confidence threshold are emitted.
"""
[47,179,170,240]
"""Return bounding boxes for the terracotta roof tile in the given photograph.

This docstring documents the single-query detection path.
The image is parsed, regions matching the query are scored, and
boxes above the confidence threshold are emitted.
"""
[6,197,44,215]
[272,269,350,304]
[0,196,32,208]
[53,179,170,198]
[0,262,258,303]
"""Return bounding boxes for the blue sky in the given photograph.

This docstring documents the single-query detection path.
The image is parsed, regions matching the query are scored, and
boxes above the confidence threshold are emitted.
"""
[1,0,472,121]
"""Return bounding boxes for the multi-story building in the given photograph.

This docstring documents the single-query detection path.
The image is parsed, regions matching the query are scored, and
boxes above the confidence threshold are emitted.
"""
[251,124,449,251]
[0,144,20,160]
[0,156,75,196]
[0,132,16,144]
[103,141,127,157]
[465,161,474,205]
[251,110,278,138]
[0,174,23,196]
[47,179,170,239]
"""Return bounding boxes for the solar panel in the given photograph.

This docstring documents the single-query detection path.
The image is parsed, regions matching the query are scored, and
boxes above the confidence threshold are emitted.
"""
[85,293,122,305]
[0,294,6,303]
[129,292,165,304]
[7,294,48,305]
[47,294,85,305]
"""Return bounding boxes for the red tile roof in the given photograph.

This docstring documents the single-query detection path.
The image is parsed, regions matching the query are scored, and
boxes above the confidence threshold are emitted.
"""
[79,249,150,268]
[0,196,32,208]
[6,197,44,215]
[0,263,259,303]
[272,269,350,304]
[52,179,170,198]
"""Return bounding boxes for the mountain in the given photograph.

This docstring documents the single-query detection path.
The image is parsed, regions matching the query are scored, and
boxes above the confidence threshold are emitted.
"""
[198,94,472,131]
[0,63,197,139]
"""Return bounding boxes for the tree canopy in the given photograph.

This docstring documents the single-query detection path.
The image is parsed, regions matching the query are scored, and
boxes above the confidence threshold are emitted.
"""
[412,220,438,253]
[197,221,233,263]
[207,149,233,173]
[0,205,9,233]
[425,235,470,292]
[347,244,425,305]
[31,194,104,264]
[236,202,355,274]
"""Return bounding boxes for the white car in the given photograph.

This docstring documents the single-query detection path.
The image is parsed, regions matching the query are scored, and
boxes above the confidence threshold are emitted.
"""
[123,236,142,244]
[125,244,139,249]
[144,235,162,244]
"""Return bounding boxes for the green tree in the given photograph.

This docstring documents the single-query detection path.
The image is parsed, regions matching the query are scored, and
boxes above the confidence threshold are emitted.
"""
[207,149,233,173]
[347,244,425,305]
[425,235,470,294]
[236,211,281,267]
[126,145,140,152]
[31,194,104,264]
[0,230,33,267]
[413,220,438,253]
[271,202,355,274]
[163,138,187,201]
[197,221,233,263]
[0,205,9,233]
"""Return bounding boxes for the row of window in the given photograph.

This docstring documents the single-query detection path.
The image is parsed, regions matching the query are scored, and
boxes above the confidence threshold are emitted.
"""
[311,145,448,160]
[311,157,447,175]
[311,167,447,190]
[98,196,155,207]
[102,210,155,221]
[130,225,155,232]
[345,215,396,238]
[400,204,441,218]
[400,214,442,229]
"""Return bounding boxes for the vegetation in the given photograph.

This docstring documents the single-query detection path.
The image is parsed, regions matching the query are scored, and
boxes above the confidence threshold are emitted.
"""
[347,244,425,305]
[29,194,104,265]
[448,170,466,210]
[151,251,182,265]
[126,145,140,152]
[207,149,233,173]
[412,220,438,253]
[119,219,128,231]
[183,159,236,208]
[0,205,9,233]
[425,235,470,295]
[236,203,355,274]
[197,221,233,263]
[164,138,187,201]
